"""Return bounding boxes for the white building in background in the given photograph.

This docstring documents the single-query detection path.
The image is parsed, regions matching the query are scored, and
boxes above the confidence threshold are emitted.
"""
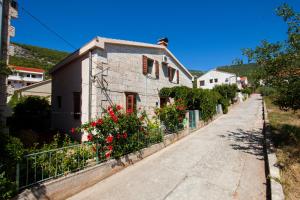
[196,69,237,89]
[8,65,45,89]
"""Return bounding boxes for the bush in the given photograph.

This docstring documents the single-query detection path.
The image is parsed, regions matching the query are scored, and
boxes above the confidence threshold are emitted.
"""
[75,105,162,160]
[213,84,238,114]
[258,86,276,96]
[241,87,252,96]
[156,99,186,132]
[0,132,24,199]
[8,96,51,146]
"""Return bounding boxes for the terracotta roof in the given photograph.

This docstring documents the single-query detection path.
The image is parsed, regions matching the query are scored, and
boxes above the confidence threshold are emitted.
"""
[10,65,45,73]
[240,76,247,81]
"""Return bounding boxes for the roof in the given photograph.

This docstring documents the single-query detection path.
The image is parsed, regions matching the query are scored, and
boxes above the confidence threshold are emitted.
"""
[197,69,236,80]
[240,76,248,81]
[15,79,51,92]
[50,36,193,79]
[10,65,45,73]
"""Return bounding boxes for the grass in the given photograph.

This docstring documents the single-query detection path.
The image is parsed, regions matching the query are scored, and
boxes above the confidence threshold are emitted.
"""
[265,96,300,200]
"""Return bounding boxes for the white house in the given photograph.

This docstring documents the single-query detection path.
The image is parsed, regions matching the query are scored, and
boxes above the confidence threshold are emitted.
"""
[8,65,45,89]
[196,69,237,89]
[50,37,193,134]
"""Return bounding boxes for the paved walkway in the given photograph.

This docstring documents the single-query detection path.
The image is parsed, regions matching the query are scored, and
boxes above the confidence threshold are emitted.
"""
[69,94,266,200]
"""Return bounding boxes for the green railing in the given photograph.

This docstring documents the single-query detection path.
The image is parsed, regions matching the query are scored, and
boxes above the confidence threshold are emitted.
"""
[16,142,96,190]
[16,127,167,191]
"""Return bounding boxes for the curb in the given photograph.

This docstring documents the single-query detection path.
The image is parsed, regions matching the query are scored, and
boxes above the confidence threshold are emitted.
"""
[262,100,284,200]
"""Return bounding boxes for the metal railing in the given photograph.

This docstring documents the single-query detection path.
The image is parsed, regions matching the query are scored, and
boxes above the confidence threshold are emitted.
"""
[16,126,169,191]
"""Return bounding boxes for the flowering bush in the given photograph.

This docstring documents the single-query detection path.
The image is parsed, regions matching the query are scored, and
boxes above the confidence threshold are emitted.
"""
[155,99,186,133]
[74,105,162,160]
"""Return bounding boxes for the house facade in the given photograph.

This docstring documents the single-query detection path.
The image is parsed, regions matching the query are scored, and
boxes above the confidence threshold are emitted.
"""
[8,65,45,89]
[50,37,193,134]
[196,69,237,89]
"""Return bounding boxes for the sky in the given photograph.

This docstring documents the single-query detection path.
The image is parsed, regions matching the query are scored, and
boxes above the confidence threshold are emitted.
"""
[12,0,300,71]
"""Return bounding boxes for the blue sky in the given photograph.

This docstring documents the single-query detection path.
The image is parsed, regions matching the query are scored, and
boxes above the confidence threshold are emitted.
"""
[12,0,299,71]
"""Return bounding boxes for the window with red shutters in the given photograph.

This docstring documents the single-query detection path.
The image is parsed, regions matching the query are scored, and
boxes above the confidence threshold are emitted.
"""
[155,60,159,79]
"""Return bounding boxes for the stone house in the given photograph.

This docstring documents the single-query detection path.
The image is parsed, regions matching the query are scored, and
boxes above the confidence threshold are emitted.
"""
[196,69,237,89]
[50,37,193,135]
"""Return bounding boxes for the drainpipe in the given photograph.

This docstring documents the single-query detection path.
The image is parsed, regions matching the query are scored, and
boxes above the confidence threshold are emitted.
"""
[88,50,92,122]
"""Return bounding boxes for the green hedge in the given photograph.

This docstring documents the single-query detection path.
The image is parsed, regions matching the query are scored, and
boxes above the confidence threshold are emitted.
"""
[213,84,238,114]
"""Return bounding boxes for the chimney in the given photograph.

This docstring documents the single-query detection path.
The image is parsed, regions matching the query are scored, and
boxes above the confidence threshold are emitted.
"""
[157,37,168,47]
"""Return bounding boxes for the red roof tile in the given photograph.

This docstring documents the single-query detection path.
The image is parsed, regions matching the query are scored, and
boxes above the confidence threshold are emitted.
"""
[10,65,45,73]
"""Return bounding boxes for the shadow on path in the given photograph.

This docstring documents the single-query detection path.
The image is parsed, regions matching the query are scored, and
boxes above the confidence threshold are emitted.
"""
[219,128,264,160]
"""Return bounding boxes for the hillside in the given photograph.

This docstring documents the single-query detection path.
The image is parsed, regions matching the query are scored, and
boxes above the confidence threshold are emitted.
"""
[189,69,205,78]
[217,63,259,83]
[9,43,69,77]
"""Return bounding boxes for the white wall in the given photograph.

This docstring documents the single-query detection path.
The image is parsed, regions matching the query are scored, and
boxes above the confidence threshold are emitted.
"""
[197,70,237,89]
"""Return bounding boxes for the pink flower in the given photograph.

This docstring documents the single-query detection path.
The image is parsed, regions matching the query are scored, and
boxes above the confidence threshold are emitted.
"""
[123,132,128,139]
[106,135,114,143]
[87,133,93,141]
[116,105,122,110]
[117,133,121,139]
[127,109,133,114]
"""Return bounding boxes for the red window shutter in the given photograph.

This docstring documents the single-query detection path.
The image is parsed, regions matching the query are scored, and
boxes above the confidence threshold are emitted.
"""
[176,70,179,84]
[155,60,159,79]
[142,55,148,75]
[126,94,136,112]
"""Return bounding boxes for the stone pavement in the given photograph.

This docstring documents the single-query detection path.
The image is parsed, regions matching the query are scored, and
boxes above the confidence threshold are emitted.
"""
[69,94,266,200]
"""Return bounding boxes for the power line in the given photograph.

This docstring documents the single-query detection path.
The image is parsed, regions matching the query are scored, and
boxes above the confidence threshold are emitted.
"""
[20,5,77,50]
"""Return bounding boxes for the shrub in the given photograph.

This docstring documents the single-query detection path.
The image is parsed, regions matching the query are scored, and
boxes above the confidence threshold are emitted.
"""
[156,99,186,132]
[258,86,276,96]
[241,87,252,95]
[75,105,162,160]
[198,89,220,121]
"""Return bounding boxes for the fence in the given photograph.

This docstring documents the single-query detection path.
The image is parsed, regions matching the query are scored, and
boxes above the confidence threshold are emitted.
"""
[16,126,166,191]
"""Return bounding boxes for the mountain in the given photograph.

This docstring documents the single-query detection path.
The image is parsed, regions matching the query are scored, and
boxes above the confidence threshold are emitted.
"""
[9,43,69,77]
[189,69,205,78]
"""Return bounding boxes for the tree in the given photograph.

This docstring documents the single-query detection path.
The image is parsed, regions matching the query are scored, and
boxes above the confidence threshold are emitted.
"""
[242,3,300,111]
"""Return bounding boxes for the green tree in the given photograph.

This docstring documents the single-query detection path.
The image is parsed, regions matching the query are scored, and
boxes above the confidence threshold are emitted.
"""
[242,3,300,111]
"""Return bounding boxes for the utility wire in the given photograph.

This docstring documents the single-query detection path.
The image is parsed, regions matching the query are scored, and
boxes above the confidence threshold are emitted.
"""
[20,5,77,50]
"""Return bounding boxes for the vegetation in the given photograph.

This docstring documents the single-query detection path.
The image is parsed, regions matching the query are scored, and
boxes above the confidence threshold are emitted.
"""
[10,42,69,77]
[265,96,300,199]
[217,63,259,84]
[76,105,162,160]
[159,85,239,121]
[243,4,300,112]
[8,96,51,147]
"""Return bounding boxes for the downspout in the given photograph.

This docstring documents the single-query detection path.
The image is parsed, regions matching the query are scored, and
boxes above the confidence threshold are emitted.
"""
[88,50,92,122]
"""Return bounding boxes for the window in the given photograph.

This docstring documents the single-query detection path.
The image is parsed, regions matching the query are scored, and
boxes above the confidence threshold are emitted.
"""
[57,96,62,109]
[200,80,205,86]
[142,55,155,75]
[7,81,11,85]
[214,78,218,83]
[225,78,229,82]
[168,67,176,82]
[32,74,36,78]
[26,74,30,77]
[126,93,136,113]
[209,79,213,83]
[73,92,81,119]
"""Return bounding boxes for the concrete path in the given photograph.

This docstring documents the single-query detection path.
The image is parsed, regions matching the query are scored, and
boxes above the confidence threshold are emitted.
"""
[69,94,266,200]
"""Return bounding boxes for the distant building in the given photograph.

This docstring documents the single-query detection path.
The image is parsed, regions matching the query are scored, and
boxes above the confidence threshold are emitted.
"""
[13,79,51,102]
[196,69,237,89]
[8,65,45,89]
[240,76,248,87]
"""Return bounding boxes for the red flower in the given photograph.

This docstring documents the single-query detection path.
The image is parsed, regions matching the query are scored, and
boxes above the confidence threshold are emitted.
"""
[127,109,133,114]
[90,121,97,127]
[105,151,111,159]
[107,106,112,111]
[70,128,76,134]
[107,145,113,151]
[106,135,114,143]
[123,132,128,139]
[87,133,93,141]
[111,115,118,123]
[117,133,121,139]
[96,118,103,125]
[116,105,122,110]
